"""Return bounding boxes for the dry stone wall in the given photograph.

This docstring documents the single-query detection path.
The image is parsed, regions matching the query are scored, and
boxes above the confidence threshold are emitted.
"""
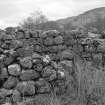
[0,29,74,104]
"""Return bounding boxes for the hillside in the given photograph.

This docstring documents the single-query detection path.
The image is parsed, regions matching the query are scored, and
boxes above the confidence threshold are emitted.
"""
[56,7,105,30]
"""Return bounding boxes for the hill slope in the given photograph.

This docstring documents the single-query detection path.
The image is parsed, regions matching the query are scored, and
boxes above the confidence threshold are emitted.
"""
[56,7,105,29]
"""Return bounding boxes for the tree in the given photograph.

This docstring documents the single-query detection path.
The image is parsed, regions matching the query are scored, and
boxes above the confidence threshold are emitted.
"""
[20,10,48,30]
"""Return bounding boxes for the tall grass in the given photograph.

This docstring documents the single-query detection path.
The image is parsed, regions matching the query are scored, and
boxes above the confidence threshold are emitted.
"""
[74,54,105,105]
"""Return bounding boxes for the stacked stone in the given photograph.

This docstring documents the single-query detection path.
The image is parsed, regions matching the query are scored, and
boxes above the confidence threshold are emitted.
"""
[0,29,74,104]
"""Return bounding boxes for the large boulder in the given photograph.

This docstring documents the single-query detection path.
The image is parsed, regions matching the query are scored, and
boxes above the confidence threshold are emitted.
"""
[16,81,35,96]
[41,66,57,81]
[3,76,19,89]
[8,64,21,76]
[20,70,40,81]
[43,37,54,46]
[19,57,32,69]
[54,35,63,45]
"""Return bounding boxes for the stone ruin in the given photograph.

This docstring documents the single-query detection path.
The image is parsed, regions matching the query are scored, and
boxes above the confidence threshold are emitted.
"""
[0,29,74,104]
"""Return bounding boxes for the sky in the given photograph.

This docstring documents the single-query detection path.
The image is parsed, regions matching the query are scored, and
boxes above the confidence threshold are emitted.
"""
[0,0,105,28]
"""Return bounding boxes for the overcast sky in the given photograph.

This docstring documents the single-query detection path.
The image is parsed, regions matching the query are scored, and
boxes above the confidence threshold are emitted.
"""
[0,0,105,28]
